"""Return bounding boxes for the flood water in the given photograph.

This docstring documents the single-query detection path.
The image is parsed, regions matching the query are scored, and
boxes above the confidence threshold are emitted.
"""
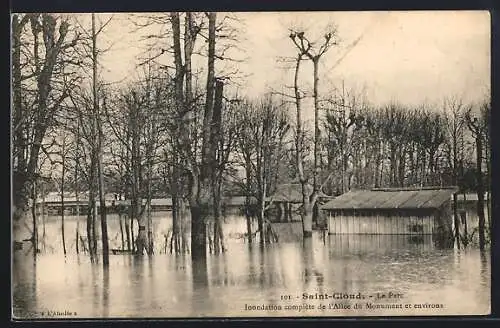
[12,213,491,319]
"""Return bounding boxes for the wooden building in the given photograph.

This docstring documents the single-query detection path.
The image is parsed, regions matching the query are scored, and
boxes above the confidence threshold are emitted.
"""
[266,183,332,225]
[221,196,257,215]
[322,187,457,243]
[34,194,255,216]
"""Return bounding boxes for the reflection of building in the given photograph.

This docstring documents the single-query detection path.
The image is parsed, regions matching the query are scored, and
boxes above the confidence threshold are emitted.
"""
[322,187,457,242]
[328,234,436,255]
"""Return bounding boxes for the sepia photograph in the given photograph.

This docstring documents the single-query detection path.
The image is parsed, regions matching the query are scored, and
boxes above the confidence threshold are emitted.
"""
[11,11,491,319]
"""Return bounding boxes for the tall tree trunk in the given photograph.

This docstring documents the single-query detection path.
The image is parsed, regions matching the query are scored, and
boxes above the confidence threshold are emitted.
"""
[91,13,109,264]
[75,122,81,254]
[146,198,153,255]
[86,157,96,259]
[484,132,491,231]
[12,15,31,244]
[86,205,92,255]
[41,184,46,251]
[171,161,180,254]
[192,12,217,260]
[125,216,131,251]
[130,211,135,253]
[453,193,460,249]
[130,93,145,254]
[170,12,206,258]
[201,13,216,178]
[244,156,253,243]
[92,201,98,255]
[14,14,71,243]
[12,15,29,243]
[255,147,265,245]
[145,142,153,255]
[12,15,27,179]
[31,180,38,256]
[312,59,320,198]
[119,212,125,250]
[259,182,267,244]
[452,134,460,248]
[475,134,486,250]
[97,160,109,262]
[292,53,313,237]
[211,80,225,253]
[179,197,188,253]
[61,139,67,256]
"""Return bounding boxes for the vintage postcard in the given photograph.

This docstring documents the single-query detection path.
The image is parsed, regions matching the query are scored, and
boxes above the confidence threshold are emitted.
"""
[11,11,491,319]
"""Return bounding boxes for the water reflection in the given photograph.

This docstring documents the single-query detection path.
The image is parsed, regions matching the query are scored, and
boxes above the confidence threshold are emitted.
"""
[191,258,212,316]
[12,215,491,318]
[91,264,99,315]
[247,243,258,286]
[302,238,314,286]
[258,245,266,288]
[12,253,37,318]
[480,249,489,288]
[102,268,109,317]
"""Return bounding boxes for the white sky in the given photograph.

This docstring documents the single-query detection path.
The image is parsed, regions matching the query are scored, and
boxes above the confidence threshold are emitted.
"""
[74,10,491,114]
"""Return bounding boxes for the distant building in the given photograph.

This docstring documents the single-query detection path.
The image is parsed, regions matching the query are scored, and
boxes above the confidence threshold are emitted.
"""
[266,183,333,224]
[321,186,458,245]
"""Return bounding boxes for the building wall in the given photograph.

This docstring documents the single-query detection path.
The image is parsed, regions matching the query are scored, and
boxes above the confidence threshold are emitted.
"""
[328,234,436,255]
[328,212,435,235]
[454,205,490,233]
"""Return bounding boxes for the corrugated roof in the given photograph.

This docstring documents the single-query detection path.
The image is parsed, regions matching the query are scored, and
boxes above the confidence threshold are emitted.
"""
[321,187,458,210]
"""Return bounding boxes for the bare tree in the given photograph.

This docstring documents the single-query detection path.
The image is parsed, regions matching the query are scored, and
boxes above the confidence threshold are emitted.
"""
[289,27,337,237]
[479,100,491,232]
[323,83,363,193]
[465,104,488,250]
[89,13,111,265]
[234,96,291,245]
[12,13,83,247]
[443,96,468,248]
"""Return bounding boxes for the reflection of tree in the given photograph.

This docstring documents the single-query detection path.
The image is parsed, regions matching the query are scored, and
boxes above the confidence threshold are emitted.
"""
[479,249,488,287]
[302,238,324,290]
[102,267,110,317]
[12,255,37,318]
[302,238,313,285]
[209,254,231,286]
[129,256,146,312]
[247,243,258,286]
[248,245,279,288]
[91,265,100,314]
[192,258,209,289]
[191,257,211,316]
[259,246,265,288]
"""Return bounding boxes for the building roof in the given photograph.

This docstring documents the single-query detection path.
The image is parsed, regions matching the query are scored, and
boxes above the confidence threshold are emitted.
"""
[452,193,490,202]
[266,183,330,203]
[36,196,256,207]
[114,198,173,206]
[321,186,458,211]
[222,196,257,206]
[38,192,119,203]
